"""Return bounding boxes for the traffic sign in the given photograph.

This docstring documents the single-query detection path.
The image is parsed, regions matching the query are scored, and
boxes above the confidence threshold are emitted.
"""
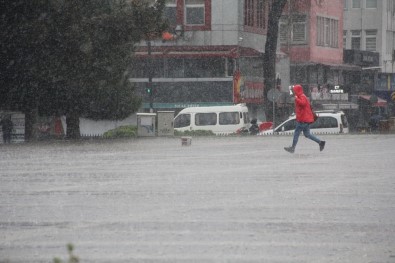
[267,88,281,102]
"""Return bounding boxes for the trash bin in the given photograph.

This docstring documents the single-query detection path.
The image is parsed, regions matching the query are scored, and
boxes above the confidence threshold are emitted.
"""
[137,113,156,137]
[379,120,390,133]
[157,111,174,136]
[181,136,192,146]
[389,117,395,132]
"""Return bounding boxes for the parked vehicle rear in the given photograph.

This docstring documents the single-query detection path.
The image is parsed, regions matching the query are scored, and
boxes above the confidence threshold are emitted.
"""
[259,110,349,135]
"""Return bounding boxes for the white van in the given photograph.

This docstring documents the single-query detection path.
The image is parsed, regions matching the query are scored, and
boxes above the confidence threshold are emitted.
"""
[259,110,349,135]
[174,104,250,135]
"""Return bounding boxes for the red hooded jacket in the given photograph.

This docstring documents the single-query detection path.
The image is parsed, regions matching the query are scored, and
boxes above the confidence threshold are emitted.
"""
[293,84,314,123]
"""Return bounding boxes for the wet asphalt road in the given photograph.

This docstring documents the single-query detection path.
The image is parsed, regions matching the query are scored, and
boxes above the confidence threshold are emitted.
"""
[1,134,395,262]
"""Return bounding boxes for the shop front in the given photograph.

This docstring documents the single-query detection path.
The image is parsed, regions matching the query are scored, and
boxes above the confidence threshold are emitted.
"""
[130,45,266,114]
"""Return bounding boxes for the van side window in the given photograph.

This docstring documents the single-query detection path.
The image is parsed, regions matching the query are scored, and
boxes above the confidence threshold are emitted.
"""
[195,113,217,126]
[243,112,249,124]
[174,114,191,128]
[219,112,240,125]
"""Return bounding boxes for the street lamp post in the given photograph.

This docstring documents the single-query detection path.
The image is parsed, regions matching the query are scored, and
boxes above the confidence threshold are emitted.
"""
[147,40,153,113]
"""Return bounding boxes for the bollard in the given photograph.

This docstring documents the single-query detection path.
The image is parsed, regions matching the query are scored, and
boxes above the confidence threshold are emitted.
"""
[379,120,390,134]
[181,136,192,146]
[389,117,395,132]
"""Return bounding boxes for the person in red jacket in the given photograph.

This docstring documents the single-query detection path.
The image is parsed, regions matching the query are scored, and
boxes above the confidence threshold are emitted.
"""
[284,84,325,153]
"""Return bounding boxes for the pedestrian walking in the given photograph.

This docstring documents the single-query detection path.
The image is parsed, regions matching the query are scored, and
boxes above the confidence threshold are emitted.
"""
[0,114,13,144]
[249,118,259,135]
[284,85,325,153]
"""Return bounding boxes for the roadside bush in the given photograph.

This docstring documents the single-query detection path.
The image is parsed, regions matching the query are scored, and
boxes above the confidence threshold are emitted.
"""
[174,130,215,136]
[103,125,137,138]
[53,243,79,263]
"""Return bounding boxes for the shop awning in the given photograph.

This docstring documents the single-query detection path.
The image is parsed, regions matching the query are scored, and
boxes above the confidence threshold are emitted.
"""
[358,95,387,107]
[134,45,263,58]
[320,102,359,110]
[292,62,361,71]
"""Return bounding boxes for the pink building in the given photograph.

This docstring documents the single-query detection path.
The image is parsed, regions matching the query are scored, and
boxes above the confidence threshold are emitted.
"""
[280,0,359,112]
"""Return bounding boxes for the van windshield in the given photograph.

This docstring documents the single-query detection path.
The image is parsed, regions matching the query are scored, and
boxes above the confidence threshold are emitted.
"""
[174,114,191,128]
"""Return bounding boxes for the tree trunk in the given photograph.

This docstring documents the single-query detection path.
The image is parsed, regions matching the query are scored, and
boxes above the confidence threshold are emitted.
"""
[66,110,81,139]
[24,107,38,142]
[263,0,288,125]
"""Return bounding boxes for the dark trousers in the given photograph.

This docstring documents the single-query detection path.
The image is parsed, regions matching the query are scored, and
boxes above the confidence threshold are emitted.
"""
[2,132,12,144]
[292,121,321,148]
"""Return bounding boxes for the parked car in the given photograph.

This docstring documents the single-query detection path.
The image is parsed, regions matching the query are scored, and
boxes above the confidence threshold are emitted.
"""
[259,110,349,135]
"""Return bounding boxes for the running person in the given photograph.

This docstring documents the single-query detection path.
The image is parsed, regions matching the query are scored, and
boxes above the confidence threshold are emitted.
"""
[284,84,325,153]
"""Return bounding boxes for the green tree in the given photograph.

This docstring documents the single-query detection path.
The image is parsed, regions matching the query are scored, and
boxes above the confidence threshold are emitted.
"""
[0,0,54,140]
[42,0,167,139]
[0,0,167,140]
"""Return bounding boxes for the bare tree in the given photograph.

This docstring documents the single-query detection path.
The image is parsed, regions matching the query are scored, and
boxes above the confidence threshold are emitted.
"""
[263,0,288,123]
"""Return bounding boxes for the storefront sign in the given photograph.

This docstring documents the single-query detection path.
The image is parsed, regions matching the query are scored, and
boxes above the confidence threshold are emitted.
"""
[233,71,263,104]
[343,50,379,66]
[376,73,395,91]
[330,85,344,94]
[0,112,25,143]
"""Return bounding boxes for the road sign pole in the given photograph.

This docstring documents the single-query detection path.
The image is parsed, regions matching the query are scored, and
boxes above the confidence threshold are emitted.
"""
[273,92,275,132]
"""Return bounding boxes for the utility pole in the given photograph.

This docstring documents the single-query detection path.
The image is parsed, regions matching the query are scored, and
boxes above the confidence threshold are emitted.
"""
[147,40,154,113]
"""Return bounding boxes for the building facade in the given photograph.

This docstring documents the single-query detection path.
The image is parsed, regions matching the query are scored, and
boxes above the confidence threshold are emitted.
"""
[129,0,290,120]
[343,0,395,126]
[130,0,394,126]
[279,0,361,113]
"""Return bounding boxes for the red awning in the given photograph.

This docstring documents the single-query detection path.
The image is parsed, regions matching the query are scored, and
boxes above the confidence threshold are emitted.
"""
[134,45,262,59]
[358,95,387,107]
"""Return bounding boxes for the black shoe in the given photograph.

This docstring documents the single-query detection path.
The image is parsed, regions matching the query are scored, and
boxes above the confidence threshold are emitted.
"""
[319,141,326,151]
[284,146,295,153]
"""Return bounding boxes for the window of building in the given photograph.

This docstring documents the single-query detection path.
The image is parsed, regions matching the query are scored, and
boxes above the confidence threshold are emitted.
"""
[292,15,307,43]
[244,0,254,27]
[365,30,377,51]
[351,30,361,50]
[343,30,347,49]
[185,0,205,25]
[352,0,361,8]
[387,31,395,55]
[316,16,338,48]
[184,58,225,78]
[256,0,266,29]
[151,0,211,30]
[131,56,230,79]
[244,0,267,30]
[167,58,185,78]
[365,0,377,8]
[344,0,348,9]
[226,58,235,77]
[163,0,177,26]
[279,16,289,44]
